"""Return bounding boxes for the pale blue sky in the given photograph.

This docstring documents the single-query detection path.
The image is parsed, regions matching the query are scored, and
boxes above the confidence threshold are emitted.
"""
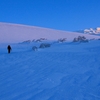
[0,0,100,31]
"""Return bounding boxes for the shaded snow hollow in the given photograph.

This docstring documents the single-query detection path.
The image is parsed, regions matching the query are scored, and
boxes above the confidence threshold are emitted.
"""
[0,22,100,43]
[0,40,100,100]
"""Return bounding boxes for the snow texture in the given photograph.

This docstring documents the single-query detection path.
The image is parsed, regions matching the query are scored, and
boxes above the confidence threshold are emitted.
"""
[0,39,100,100]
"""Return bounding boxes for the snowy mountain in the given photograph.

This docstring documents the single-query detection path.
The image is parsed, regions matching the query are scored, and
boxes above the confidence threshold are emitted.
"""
[76,27,100,35]
[0,22,100,43]
[0,22,100,100]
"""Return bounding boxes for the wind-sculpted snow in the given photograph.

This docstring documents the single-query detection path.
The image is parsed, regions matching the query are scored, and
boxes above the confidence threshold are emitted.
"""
[0,40,100,100]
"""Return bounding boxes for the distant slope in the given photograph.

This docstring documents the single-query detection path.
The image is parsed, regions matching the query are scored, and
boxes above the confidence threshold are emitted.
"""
[0,22,100,43]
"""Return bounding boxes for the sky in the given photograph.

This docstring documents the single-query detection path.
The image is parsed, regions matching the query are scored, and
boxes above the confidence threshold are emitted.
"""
[0,0,100,31]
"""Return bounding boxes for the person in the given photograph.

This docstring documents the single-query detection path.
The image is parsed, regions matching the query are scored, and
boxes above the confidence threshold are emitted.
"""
[7,45,12,53]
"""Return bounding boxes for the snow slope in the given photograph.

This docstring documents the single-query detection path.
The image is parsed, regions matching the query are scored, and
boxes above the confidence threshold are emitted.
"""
[0,40,100,100]
[0,22,100,43]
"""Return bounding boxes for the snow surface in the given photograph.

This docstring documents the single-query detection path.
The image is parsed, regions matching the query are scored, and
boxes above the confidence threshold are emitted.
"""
[0,40,100,100]
[0,22,100,43]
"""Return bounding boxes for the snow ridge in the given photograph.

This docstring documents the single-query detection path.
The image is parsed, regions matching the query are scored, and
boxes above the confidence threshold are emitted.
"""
[0,22,100,43]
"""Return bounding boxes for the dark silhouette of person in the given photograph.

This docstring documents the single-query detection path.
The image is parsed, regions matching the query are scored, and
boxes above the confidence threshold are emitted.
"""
[7,45,12,53]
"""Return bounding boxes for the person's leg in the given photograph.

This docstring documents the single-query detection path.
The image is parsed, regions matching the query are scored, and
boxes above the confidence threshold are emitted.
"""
[8,49,10,53]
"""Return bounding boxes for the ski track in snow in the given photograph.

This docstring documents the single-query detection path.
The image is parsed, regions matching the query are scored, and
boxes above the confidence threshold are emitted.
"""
[0,40,100,100]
